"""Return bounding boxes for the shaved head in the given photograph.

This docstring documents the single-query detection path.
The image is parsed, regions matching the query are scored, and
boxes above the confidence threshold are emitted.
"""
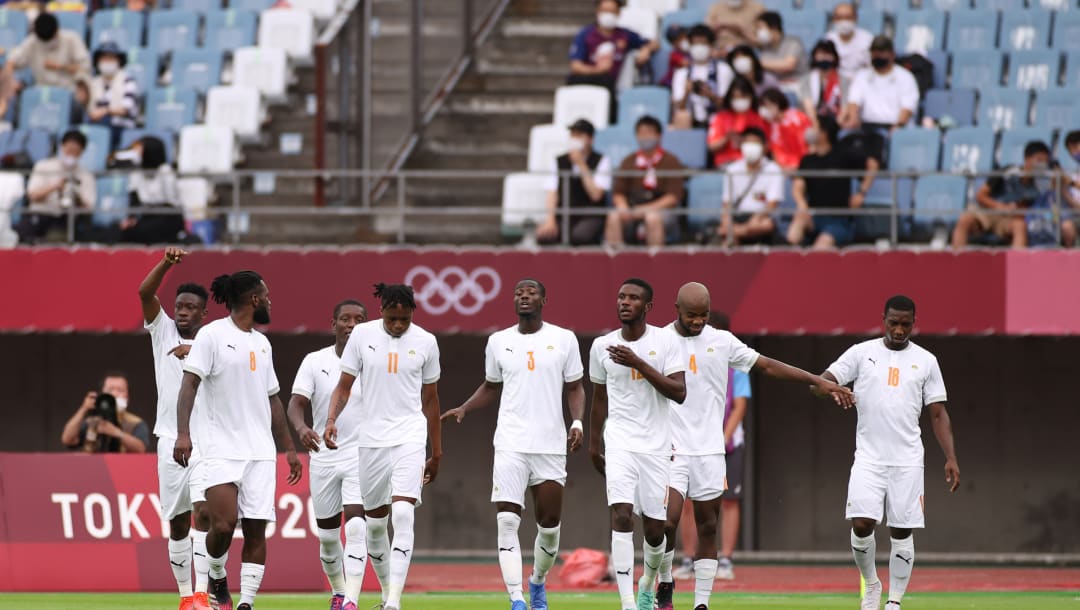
[676,282,710,309]
[674,282,711,336]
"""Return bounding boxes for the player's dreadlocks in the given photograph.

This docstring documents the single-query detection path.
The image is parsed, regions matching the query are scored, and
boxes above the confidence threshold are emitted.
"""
[210,271,263,311]
[374,283,416,310]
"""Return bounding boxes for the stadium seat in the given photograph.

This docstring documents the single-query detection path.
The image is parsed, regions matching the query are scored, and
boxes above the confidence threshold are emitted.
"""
[941,126,995,175]
[527,123,570,173]
[4,128,52,163]
[686,173,724,234]
[1037,0,1073,9]
[999,10,1051,50]
[125,46,159,94]
[55,11,87,40]
[782,11,827,52]
[232,46,289,103]
[662,128,707,169]
[290,0,337,22]
[659,8,706,33]
[170,48,224,94]
[978,87,1030,131]
[925,0,969,9]
[500,172,549,236]
[145,87,198,133]
[172,0,221,12]
[927,49,949,89]
[177,176,213,224]
[945,10,1000,52]
[1059,132,1080,173]
[69,124,111,173]
[93,174,129,228]
[923,89,976,127]
[858,0,893,10]
[912,174,967,234]
[178,124,236,174]
[894,10,946,54]
[1007,50,1060,91]
[90,9,145,50]
[119,128,176,163]
[617,6,659,41]
[1052,12,1080,52]
[553,85,611,130]
[17,86,72,134]
[204,10,258,51]
[258,8,315,64]
[1031,87,1073,129]
[650,45,672,85]
[205,85,263,141]
[1062,51,1080,86]
[951,50,1003,89]
[627,0,680,17]
[858,8,886,35]
[147,10,200,57]
[232,0,276,12]
[859,176,914,240]
[973,0,1027,9]
[593,126,637,167]
[0,10,29,54]
[999,127,1053,167]
[889,128,942,172]
[617,86,670,127]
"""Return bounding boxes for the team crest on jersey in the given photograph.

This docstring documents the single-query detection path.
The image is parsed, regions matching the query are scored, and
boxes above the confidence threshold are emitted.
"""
[649,350,656,356]
[911,364,919,370]
[408,349,417,356]
[707,347,715,353]
[547,345,554,350]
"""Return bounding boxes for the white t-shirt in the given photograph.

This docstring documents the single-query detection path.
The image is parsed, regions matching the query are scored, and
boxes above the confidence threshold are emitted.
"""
[544,155,612,193]
[183,317,280,461]
[826,338,947,467]
[589,324,685,455]
[485,322,584,455]
[847,65,920,126]
[340,320,441,448]
[146,309,198,440]
[827,28,873,82]
[724,159,785,214]
[672,60,735,124]
[666,322,759,456]
[292,345,363,466]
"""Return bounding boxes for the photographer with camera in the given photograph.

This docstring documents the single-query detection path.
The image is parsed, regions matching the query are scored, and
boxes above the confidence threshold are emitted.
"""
[61,372,150,453]
[15,129,97,244]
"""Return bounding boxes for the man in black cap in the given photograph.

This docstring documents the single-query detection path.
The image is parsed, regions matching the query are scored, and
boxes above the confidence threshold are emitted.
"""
[838,35,920,133]
[538,118,612,246]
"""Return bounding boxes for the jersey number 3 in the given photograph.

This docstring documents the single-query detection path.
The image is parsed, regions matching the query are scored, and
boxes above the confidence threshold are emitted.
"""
[887,366,900,387]
[527,351,535,371]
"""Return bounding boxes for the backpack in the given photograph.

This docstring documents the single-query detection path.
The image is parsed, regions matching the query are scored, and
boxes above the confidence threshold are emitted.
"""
[897,54,935,97]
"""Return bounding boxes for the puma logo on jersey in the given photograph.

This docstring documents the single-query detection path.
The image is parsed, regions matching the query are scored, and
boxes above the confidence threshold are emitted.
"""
[505,348,514,353]
[868,357,876,365]
[368,345,376,352]
[226,344,237,351]
[320,369,330,376]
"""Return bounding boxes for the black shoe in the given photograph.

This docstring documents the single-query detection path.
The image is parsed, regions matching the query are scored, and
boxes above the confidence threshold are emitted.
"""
[656,580,674,610]
[694,605,708,610]
[208,575,233,610]
[237,605,252,610]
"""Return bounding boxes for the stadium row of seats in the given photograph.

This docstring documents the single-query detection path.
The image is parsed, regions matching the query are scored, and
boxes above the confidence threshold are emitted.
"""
[633,0,1077,12]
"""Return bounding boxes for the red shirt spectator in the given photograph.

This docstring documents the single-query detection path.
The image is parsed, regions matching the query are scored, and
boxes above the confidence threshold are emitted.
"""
[707,75,767,166]
[759,88,812,169]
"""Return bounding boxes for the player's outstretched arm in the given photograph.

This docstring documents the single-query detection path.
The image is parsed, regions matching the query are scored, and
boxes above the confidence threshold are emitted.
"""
[606,345,686,403]
[287,394,321,453]
[422,382,442,484]
[441,380,502,424]
[566,378,586,452]
[588,384,608,475]
[751,357,855,408]
[270,393,302,485]
[929,402,960,492]
[138,247,187,324]
[173,371,201,466]
[323,372,356,449]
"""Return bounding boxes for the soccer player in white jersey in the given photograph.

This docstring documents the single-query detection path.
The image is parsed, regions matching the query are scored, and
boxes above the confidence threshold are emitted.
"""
[588,278,686,610]
[325,283,443,610]
[656,283,854,610]
[137,247,213,610]
[287,299,369,610]
[442,278,586,610]
[818,295,959,610]
[174,271,303,610]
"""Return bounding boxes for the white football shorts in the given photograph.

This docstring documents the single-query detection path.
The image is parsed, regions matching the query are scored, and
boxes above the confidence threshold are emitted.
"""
[491,450,567,507]
[309,449,365,520]
[669,453,728,502]
[201,458,277,521]
[358,443,426,509]
[605,449,670,521]
[846,461,925,529]
[157,436,205,520]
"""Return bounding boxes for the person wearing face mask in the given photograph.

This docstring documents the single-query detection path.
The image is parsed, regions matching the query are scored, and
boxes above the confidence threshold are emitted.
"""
[707,75,767,166]
[61,371,151,453]
[84,42,139,151]
[799,40,844,125]
[706,0,766,55]
[1058,130,1080,247]
[607,115,687,247]
[838,36,919,133]
[3,12,90,91]
[758,88,812,170]
[718,127,783,244]
[826,3,872,83]
[539,119,612,245]
[120,136,189,245]
[671,25,734,129]
[659,25,692,88]
[726,45,779,96]
[15,129,97,244]
[754,11,807,88]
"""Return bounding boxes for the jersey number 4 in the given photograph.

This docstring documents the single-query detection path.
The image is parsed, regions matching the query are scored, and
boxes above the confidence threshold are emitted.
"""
[887,366,900,387]
[388,352,399,374]
[689,354,698,375]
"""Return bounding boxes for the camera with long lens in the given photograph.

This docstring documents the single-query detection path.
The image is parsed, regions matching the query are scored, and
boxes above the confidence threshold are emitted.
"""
[85,393,120,451]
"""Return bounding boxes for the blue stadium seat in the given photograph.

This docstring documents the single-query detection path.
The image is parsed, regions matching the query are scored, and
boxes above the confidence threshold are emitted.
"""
[687,173,724,234]
[145,87,198,133]
[858,8,886,35]
[951,50,1003,89]
[170,49,223,94]
[204,10,257,52]
[592,126,636,168]
[171,0,221,12]
[125,46,159,94]
[617,86,671,126]
[1008,50,1060,91]
[1052,12,1080,52]
[231,0,276,11]
[912,174,967,234]
[1000,10,1052,50]
[858,0,894,9]
[93,174,130,228]
[974,0,1028,9]
[999,127,1053,167]
[926,0,970,9]
[799,0,838,10]
[945,10,1000,51]
[91,9,145,50]
[923,88,976,127]
[889,128,941,172]
[781,10,827,52]
[662,128,707,169]
[1063,51,1080,86]
[1059,129,1080,173]
[659,8,706,33]
[1031,88,1073,130]
[67,124,111,173]
[650,44,672,85]
[941,126,995,175]
[147,10,199,56]
[894,10,947,53]
[55,11,87,40]
[978,87,1030,131]
[0,10,28,54]
[17,86,72,134]
[4,128,53,163]
[927,49,949,89]
[119,128,176,163]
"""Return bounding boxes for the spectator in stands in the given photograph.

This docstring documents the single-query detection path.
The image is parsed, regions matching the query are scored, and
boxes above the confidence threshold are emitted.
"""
[727,44,779,96]
[120,137,187,245]
[671,25,733,129]
[952,141,1053,250]
[707,75,767,167]
[707,0,765,55]
[755,11,807,89]
[798,40,844,126]
[537,119,611,245]
[81,42,138,151]
[826,3,872,83]
[718,126,783,244]
[787,115,879,249]
[607,115,686,247]
[838,36,919,133]
[758,88,811,169]
[659,24,691,87]
[3,12,90,91]
[15,129,96,244]
[61,371,150,454]
[1060,130,1080,247]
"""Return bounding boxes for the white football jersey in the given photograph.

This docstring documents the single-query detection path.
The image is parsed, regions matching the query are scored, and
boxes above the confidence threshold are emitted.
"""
[486,322,584,455]
[340,320,441,448]
[183,317,280,461]
[827,338,947,467]
[146,309,205,441]
[292,345,363,465]
[589,324,685,455]
[666,322,759,456]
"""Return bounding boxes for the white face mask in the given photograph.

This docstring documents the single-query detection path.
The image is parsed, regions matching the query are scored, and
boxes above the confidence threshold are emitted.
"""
[678,39,690,53]
[759,105,777,121]
[731,97,751,113]
[741,141,764,163]
[115,396,128,412]
[567,137,586,152]
[689,43,711,63]
[98,61,119,76]
[733,56,754,75]
[726,0,743,7]
[597,11,618,30]
[756,28,772,46]
[61,154,78,168]
[833,19,856,36]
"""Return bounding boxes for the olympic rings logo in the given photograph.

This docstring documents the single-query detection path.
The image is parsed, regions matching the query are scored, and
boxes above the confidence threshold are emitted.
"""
[404,265,502,316]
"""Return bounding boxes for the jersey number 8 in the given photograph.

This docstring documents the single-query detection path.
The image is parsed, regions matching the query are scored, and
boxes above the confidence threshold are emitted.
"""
[249,351,256,372]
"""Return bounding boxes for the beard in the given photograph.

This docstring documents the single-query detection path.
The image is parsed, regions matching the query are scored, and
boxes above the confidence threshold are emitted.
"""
[253,305,271,325]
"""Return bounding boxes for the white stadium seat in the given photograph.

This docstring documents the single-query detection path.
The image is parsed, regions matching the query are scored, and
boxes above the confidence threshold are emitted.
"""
[232,46,289,103]
[617,6,659,41]
[552,85,611,130]
[179,124,237,175]
[501,172,549,231]
[205,85,264,141]
[177,177,213,221]
[627,0,680,17]
[258,8,314,65]
[527,123,570,173]
[290,0,336,22]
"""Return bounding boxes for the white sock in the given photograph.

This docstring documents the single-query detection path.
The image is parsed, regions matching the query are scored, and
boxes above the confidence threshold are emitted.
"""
[693,558,717,607]
[659,550,675,584]
[496,512,525,602]
[168,537,194,597]
[208,550,228,580]
[238,562,264,606]
[641,537,665,589]
[192,529,210,593]
[889,536,915,603]
[317,526,346,595]
[364,515,391,603]
[611,530,635,609]
[386,501,416,607]
[851,530,879,585]
[344,517,368,599]
[530,524,561,585]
